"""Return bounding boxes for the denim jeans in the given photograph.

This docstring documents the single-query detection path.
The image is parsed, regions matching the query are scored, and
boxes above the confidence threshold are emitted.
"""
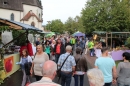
[118,83,130,86]
[55,54,61,63]
[90,48,95,56]
[104,82,112,86]
[61,71,72,86]
[74,75,84,86]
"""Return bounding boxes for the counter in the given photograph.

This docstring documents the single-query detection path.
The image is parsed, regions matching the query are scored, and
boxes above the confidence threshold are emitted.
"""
[1,53,20,80]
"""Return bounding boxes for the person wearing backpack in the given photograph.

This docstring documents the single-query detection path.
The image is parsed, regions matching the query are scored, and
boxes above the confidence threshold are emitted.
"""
[73,47,88,86]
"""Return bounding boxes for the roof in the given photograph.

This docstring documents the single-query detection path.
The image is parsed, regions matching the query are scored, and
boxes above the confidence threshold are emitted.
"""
[21,11,42,22]
[0,17,42,31]
[93,31,130,34]
[0,0,42,11]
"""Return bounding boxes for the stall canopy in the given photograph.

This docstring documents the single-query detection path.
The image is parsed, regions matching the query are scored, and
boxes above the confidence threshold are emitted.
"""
[0,18,42,31]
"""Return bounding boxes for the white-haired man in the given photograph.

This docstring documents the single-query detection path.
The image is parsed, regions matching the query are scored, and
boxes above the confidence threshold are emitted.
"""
[29,60,61,86]
[58,45,76,86]
[87,68,104,86]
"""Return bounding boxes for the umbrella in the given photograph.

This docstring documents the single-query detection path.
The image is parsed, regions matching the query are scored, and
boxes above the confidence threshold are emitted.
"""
[74,32,85,37]
[45,32,55,37]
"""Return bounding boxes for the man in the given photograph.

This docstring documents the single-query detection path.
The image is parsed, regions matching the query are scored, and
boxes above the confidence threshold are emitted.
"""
[95,47,117,86]
[35,38,41,46]
[29,60,61,86]
[70,37,76,50]
[88,39,94,57]
[87,68,104,86]
[58,45,76,86]
[54,38,65,63]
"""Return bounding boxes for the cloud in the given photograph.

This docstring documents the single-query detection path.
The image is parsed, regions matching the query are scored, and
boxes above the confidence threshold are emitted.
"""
[41,0,87,25]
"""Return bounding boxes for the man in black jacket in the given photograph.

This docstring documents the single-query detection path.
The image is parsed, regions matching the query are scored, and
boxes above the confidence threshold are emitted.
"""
[54,38,65,63]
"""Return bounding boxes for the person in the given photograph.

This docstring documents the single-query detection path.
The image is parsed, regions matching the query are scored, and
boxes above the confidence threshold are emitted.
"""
[54,38,65,63]
[94,42,102,58]
[85,39,89,55]
[87,68,104,86]
[88,39,95,57]
[16,49,32,86]
[58,45,76,86]
[95,47,117,86]
[45,40,51,59]
[70,37,76,50]
[35,37,41,46]
[30,45,49,81]
[74,47,88,86]
[29,60,61,86]
[65,39,72,48]
[51,40,56,61]
[117,52,130,86]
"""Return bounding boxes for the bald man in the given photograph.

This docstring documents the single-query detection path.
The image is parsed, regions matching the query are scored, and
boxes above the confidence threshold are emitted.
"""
[29,60,61,86]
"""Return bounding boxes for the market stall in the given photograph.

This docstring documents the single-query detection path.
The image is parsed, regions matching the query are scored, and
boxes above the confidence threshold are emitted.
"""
[0,18,42,84]
[93,31,130,66]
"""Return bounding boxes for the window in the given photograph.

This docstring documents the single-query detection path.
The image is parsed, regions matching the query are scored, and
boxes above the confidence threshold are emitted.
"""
[3,1,8,5]
[10,13,14,21]
[39,14,40,19]
[31,22,35,27]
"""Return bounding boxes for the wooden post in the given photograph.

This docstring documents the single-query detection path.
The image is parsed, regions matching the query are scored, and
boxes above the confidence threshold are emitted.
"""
[106,32,108,47]
[111,32,112,48]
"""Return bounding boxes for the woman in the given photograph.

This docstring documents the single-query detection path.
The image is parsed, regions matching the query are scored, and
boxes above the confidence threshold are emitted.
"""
[30,45,49,81]
[45,40,51,59]
[94,42,102,58]
[17,49,32,86]
[51,40,56,61]
[74,47,88,86]
[117,52,130,86]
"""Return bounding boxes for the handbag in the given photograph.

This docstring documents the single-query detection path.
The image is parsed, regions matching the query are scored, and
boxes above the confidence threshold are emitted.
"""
[57,54,70,77]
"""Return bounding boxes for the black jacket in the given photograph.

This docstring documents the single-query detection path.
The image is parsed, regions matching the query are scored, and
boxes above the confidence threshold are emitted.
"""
[54,43,65,54]
[24,62,32,75]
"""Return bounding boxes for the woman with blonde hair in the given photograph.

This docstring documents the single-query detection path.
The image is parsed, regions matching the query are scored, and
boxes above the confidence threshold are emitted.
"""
[30,45,49,81]
[87,68,104,86]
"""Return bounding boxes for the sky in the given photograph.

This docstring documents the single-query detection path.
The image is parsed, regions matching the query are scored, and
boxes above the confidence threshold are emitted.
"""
[41,0,87,25]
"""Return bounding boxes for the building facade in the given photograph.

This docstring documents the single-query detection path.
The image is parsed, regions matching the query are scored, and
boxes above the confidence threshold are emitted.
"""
[0,0,43,30]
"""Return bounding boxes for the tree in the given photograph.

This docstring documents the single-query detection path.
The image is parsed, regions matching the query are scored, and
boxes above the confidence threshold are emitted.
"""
[64,16,85,34]
[81,0,130,34]
[46,19,64,34]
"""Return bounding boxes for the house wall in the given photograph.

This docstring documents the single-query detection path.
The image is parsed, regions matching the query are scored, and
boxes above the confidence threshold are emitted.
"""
[0,8,23,22]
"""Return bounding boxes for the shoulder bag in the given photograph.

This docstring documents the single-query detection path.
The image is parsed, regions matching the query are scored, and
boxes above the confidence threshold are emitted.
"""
[57,54,70,77]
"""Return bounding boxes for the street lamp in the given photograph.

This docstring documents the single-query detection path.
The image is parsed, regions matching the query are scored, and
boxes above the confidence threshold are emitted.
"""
[47,21,51,31]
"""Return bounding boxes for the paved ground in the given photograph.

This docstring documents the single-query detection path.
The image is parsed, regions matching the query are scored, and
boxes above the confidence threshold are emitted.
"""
[1,49,95,86]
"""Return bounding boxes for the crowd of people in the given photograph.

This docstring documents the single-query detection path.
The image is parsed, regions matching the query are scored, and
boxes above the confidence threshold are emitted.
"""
[17,35,130,86]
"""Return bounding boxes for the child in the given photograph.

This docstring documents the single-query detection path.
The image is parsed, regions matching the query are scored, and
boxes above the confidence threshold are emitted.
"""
[16,49,32,86]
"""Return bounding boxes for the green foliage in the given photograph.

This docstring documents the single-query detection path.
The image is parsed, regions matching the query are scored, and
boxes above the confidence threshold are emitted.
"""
[126,37,130,47]
[46,19,65,34]
[64,16,85,34]
[0,59,4,84]
[0,26,9,32]
[12,30,27,46]
[81,0,130,34]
